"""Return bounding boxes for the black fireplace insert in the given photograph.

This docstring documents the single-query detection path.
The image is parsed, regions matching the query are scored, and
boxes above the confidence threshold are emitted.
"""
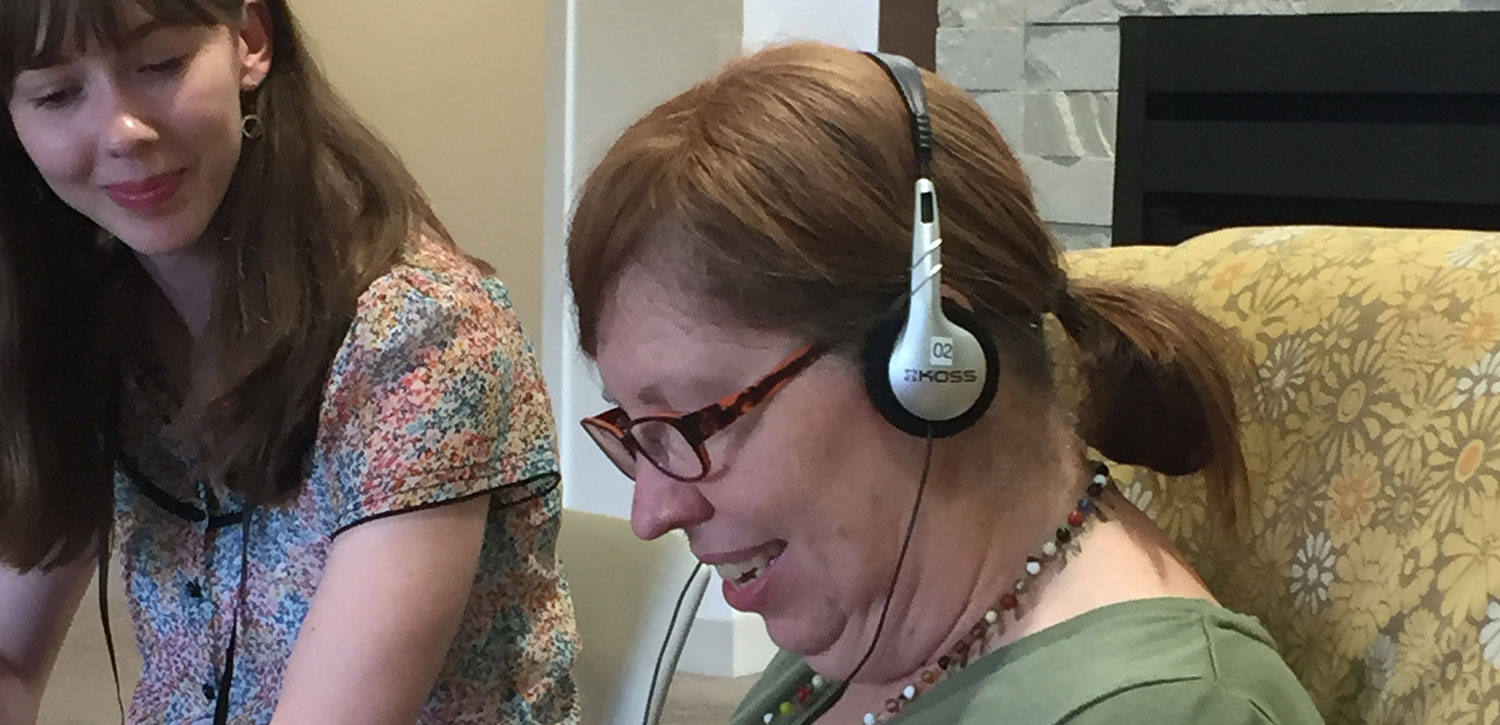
[1112,12,1500,246]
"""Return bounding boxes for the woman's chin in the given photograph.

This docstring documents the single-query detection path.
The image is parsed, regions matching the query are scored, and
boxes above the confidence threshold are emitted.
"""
[765,613,847,671]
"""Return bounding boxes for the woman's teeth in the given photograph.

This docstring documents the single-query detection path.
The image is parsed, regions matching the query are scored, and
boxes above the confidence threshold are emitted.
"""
[716,551,779,586]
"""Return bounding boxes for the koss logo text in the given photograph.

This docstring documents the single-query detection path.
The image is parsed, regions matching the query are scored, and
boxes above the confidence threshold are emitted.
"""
[904,369,980,383]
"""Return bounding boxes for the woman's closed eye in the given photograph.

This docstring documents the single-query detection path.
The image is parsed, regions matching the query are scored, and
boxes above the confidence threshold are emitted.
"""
[30,85,82,110]
[139,56,187,75]
[17,54,185,110]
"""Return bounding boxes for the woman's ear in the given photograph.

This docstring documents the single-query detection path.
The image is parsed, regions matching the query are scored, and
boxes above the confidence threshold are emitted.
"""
[237,0,273,91]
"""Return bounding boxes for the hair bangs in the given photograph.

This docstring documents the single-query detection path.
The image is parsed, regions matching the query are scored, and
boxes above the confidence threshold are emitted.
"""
[2,0,234,99]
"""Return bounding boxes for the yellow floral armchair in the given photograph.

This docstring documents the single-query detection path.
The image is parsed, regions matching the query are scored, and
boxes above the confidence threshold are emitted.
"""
[1065,226,1500,724]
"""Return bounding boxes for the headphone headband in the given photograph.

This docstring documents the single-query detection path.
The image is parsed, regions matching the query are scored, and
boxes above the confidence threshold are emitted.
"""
[862,52,933,179]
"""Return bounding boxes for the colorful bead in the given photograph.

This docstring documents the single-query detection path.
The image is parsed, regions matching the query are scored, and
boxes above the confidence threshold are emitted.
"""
[1087,481,1105,498]
[922,669,938,684]
[811,675,824,689]
[939,655,952,669]
[1000,592,1019,610]
[763,714,773,724]
[1056,527,1073,544]
[864,714,877,725]
[1094,462,1109,476]
[954,640,970,655]
[796,686,810,703]
[779,701,795,715]
[1078,497,1095,514]
[1068,509,1086,527]
[902,685,917,700]
[1042,540,1058,558]
[1025,556,1042,576]
[971,621,987,638]
[885,698,901,713]
[984,609,998,624]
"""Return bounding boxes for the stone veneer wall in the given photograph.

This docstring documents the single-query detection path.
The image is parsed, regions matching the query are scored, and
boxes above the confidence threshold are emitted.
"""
[935,0,1500,250]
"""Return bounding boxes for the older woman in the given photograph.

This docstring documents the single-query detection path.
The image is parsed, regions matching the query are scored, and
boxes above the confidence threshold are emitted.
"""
[566,43,1320,724]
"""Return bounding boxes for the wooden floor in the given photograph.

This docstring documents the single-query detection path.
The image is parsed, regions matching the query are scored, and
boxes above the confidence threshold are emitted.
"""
[39,575,142,724]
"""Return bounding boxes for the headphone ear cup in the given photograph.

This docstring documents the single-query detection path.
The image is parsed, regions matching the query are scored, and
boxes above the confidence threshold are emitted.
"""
[862,311,920,434]
[862,298,1001,438]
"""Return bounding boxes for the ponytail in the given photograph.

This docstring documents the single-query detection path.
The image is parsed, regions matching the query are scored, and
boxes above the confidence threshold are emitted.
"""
[1052,278,1248,526]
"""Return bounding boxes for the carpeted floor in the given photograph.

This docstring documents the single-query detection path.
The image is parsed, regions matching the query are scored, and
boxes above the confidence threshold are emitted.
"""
[659,673,759,725]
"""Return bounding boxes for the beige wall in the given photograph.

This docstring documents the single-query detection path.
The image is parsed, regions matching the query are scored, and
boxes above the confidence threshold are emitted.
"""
[292,0,550,335]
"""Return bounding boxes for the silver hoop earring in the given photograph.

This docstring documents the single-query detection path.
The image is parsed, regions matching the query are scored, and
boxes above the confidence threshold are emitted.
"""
[241,113,264,140]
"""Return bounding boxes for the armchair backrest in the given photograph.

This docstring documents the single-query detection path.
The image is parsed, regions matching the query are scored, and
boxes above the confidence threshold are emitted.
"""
[1065,226,1500,723]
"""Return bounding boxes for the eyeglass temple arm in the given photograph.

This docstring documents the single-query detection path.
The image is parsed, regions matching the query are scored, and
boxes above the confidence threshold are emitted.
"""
[692,345,824,439]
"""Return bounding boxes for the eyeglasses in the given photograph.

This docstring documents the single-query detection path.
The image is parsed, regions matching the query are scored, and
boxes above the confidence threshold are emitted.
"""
[580,344,827,482]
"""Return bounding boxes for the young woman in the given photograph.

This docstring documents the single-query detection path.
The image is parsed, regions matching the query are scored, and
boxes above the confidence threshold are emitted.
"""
[0,1,577,723]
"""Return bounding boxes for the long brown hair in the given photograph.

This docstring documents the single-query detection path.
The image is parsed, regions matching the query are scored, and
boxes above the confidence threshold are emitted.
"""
[568,43,1247,521]
[0,0,450,570]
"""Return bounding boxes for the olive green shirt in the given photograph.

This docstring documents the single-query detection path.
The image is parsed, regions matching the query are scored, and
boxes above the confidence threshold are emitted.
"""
[732,597,1322,724]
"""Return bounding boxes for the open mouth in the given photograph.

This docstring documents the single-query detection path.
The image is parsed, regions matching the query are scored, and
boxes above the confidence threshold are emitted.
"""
[713,541,787,588]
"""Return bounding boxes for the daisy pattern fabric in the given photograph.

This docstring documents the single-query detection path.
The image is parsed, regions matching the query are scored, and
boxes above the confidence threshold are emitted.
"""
[1063,226,1500,724]
[111,237,579,723]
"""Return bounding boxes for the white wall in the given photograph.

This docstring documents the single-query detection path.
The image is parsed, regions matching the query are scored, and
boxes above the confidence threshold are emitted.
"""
[545,1,742,521]
[743,0,881,52]
[544,0,881,678]
[542,0,755,677]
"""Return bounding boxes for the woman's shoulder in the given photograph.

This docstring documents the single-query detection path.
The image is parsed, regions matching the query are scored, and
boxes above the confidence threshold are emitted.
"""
[312,231,558,525]
[904,598,1322,724]
[359,234,516,319]
[339,234,531,358]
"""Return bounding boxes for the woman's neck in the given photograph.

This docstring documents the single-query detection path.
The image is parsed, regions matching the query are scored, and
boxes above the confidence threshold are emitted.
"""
[812,435,1092,721]
[135,245,217,340]
[128,245,217,403]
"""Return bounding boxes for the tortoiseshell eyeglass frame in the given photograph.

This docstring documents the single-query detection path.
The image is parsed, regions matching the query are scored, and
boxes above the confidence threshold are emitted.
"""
[580,343,829,482]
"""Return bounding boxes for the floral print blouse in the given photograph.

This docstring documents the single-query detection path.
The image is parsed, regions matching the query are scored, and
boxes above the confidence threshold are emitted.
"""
[109,238,579,723]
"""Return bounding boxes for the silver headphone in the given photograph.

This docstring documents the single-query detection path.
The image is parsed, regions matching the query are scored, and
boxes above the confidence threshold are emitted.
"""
[860,52,999,438]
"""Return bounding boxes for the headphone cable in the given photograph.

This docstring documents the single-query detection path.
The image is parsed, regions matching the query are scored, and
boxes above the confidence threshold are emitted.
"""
[819,424,936,715]
[638,428,934,723]
[643,560,706,725]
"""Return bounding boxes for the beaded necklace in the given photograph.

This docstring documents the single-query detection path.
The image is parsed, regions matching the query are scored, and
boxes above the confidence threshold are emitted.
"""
[760,462,1114,725]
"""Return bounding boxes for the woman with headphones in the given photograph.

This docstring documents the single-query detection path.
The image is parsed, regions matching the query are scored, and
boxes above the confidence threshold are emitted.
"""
[0,1,577,722]
[567,43,1320,724]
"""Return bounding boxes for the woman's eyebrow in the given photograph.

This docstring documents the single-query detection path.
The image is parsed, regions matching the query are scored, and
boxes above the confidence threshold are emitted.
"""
[119,19,170,48]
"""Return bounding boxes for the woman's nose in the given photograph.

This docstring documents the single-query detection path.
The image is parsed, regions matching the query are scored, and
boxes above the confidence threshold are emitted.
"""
[101,89,160,158]
[630,467,713,541]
